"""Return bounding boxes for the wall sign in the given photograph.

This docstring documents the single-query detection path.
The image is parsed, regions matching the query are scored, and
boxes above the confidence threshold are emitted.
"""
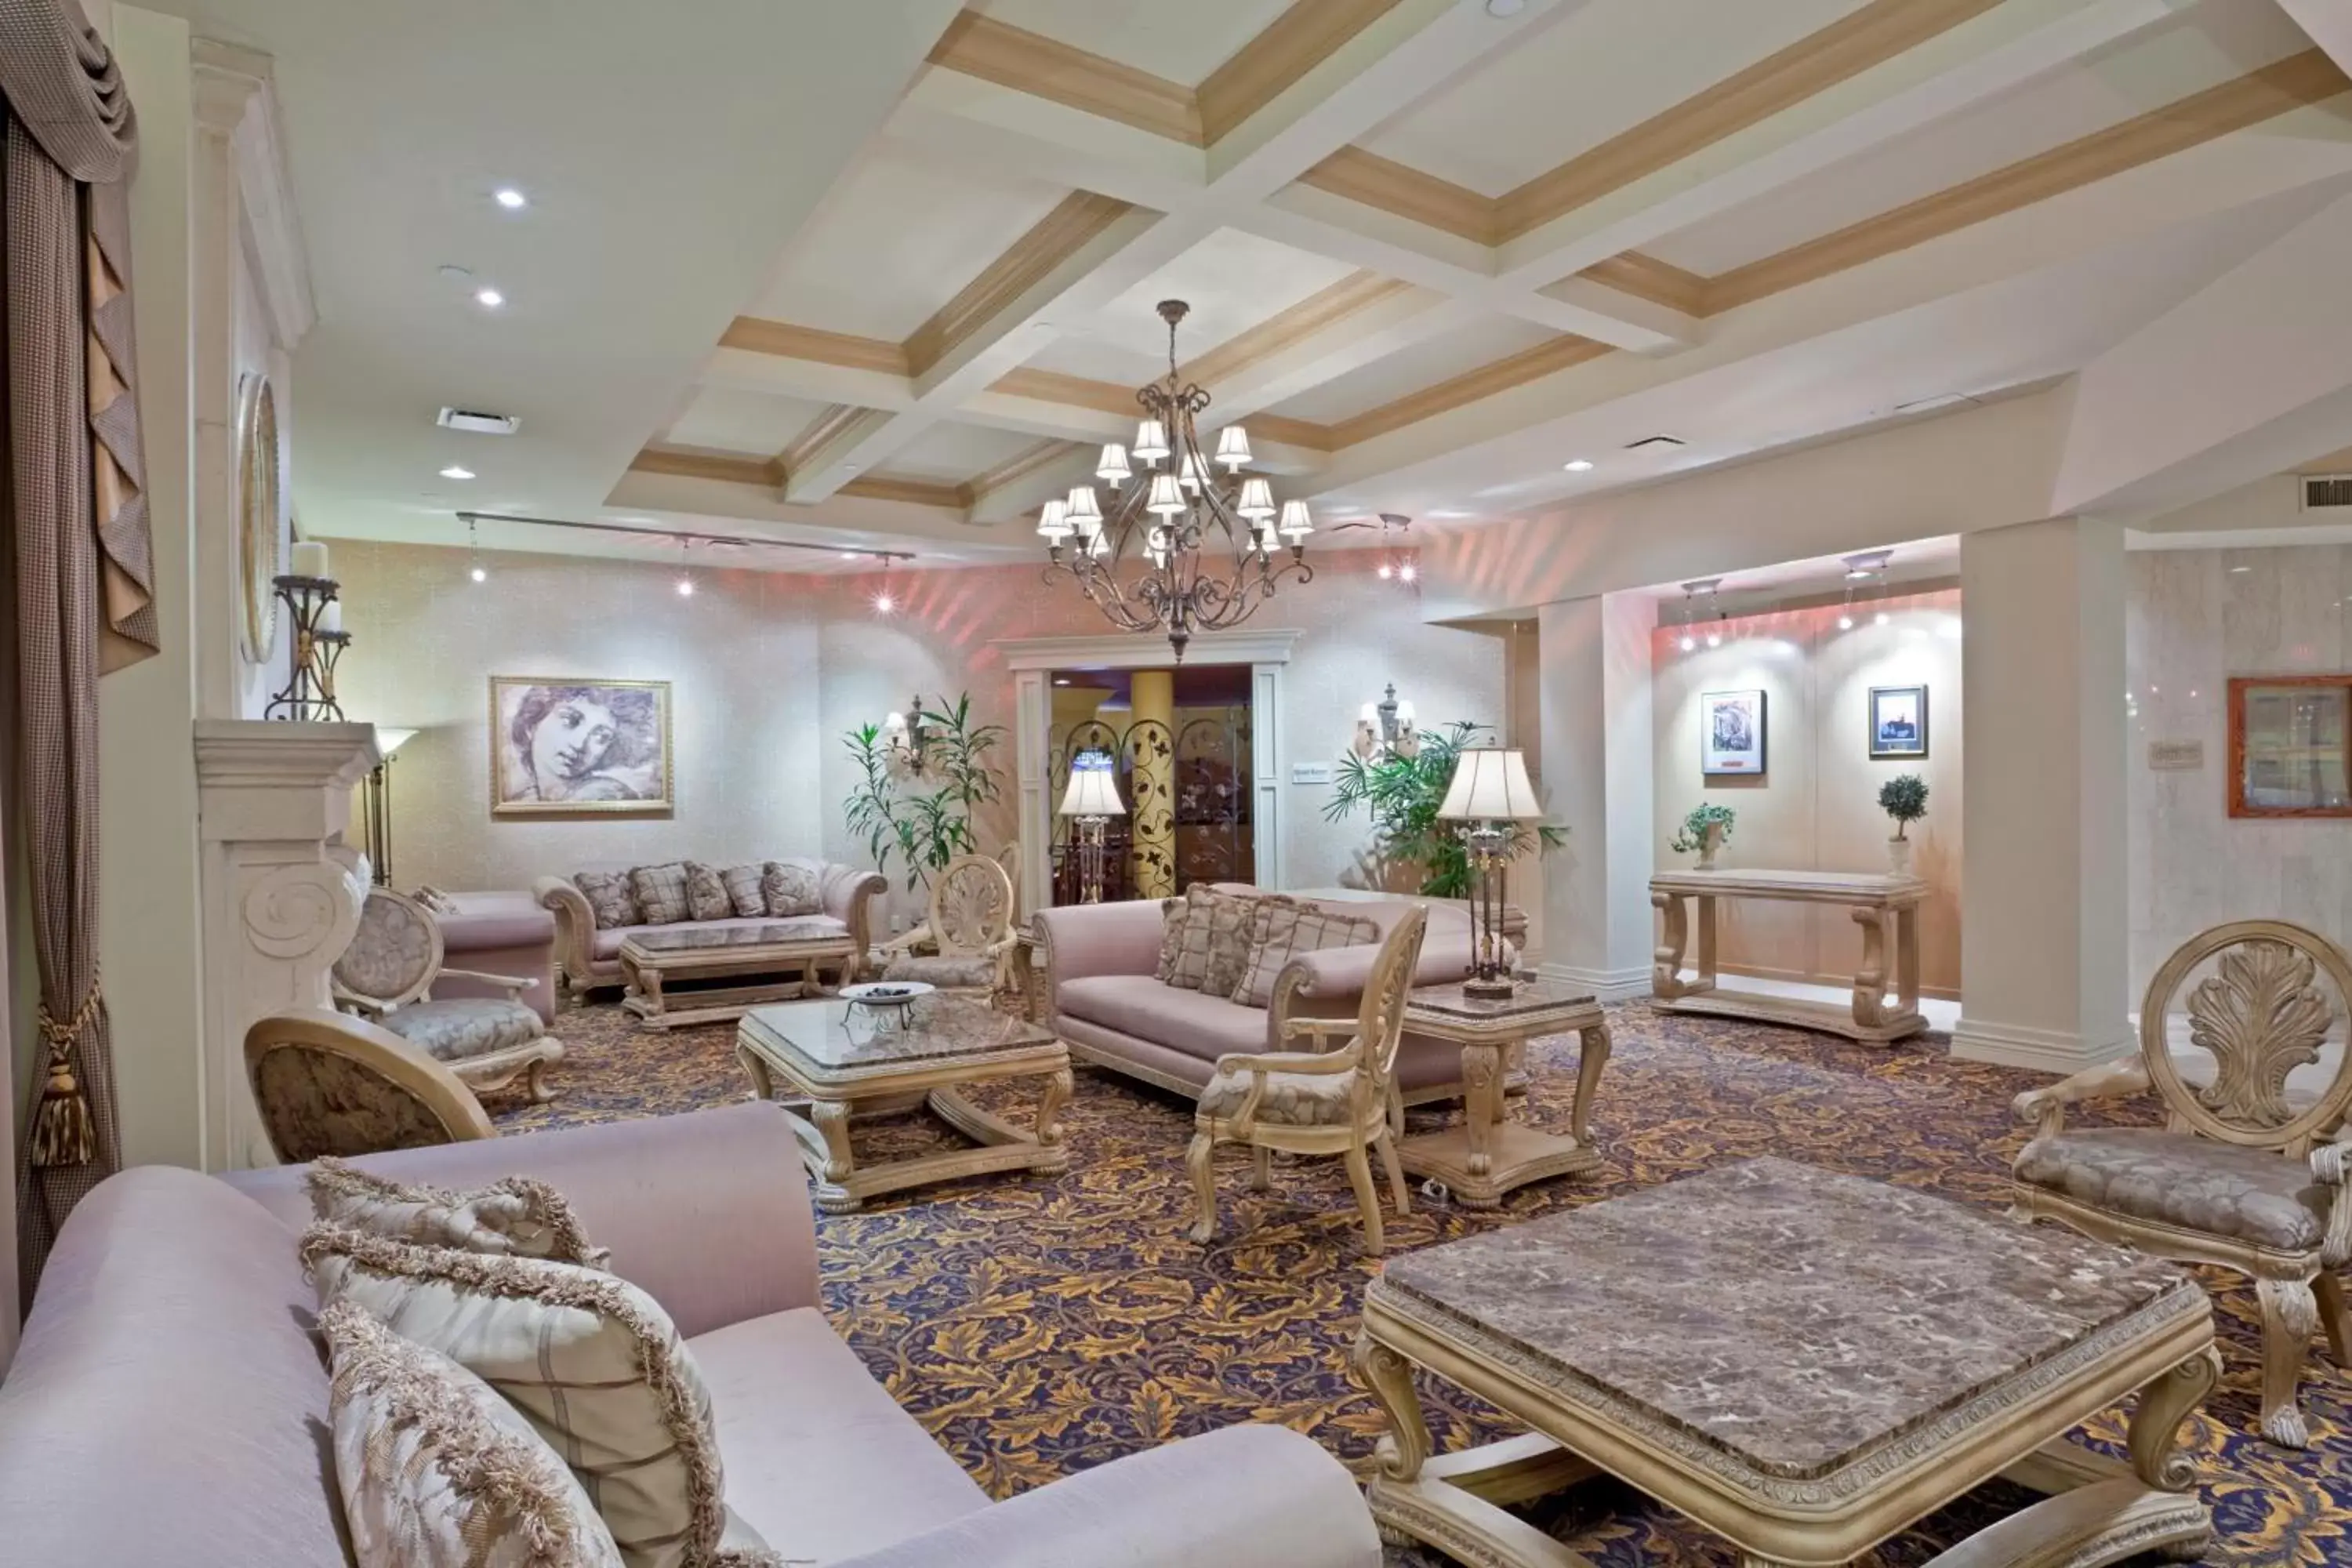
[2146,739,2205,771]
[1701,689,1766,777]
[1290,761,1335,786]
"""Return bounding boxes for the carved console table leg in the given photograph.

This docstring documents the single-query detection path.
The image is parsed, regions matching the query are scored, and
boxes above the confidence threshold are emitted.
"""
[1851,905,1890,1030]
[1570,1020,1610,1149]
[1695,895,1717,988]
[1895,903,1922,1018]
[1652,891,1691,998]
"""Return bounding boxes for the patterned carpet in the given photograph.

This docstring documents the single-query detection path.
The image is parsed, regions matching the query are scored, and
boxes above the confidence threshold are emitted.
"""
[495,1000,2352,1566]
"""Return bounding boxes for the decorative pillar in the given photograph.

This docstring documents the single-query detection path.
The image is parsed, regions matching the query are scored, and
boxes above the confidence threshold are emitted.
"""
[194,720,377,1170]
[1536,593,1656,1000]
[1129,670,1176,898]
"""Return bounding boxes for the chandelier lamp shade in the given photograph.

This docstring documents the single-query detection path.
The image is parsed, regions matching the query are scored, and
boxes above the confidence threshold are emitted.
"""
[1040,299,1314,660]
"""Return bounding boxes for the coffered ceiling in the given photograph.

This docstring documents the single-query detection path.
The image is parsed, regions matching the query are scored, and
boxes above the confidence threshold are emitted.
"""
[174,0,2352,575]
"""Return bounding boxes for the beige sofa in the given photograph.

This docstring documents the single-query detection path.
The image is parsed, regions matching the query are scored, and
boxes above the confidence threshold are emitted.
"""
[1034,889,1501,1105]
[536,858,886,996]
[0,1102,1381,1568]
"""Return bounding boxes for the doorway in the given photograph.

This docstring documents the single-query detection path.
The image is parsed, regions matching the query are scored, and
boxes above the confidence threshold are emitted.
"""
[1047,664,1254,904]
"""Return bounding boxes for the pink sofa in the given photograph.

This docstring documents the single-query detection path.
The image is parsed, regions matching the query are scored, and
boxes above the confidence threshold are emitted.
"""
[1035,891,1501,1106]
[0,1102,1380,1568]
[535,858,886,996]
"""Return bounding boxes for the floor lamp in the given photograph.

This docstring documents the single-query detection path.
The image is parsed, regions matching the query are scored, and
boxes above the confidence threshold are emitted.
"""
[361,727,418,887]
[1436,747,1542,999]
[1059,753,1127,904]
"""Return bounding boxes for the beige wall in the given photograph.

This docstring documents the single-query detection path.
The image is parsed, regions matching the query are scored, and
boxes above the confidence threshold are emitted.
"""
[2128,543,2352,999]
[332,543,1506,917]
[1653,589,1964,997]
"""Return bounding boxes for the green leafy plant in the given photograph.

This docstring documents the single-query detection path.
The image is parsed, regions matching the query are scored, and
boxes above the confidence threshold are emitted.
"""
[1669,801,1737,855]
[1878,773,1929,839]
[843,692,1007,892]
[1323,720,1563,898]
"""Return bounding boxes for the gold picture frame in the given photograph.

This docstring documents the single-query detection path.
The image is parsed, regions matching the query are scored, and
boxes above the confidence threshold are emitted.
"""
[489,677,673,817]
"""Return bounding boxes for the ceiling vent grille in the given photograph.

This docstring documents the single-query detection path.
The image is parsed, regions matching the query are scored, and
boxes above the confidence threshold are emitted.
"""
[2301,474,2352,510]
[437,407,520,435]
[1624,434,1686,451]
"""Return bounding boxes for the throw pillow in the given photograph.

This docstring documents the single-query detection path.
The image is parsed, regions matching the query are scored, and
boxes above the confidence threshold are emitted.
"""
[682,862,731,923]
[629,863,692,926]
[1152,895,1188,984]
[307,1158,611,1269]
[1204,891,1290,1000]
[1231,903,1383,1008]
[319,1297,626,1568]
[304,1225,731,1568]
[573,871,640,931]
[760,860,822,919]
[1158,885,1220,991]
[718,864,767,920]
[412,885,462,916]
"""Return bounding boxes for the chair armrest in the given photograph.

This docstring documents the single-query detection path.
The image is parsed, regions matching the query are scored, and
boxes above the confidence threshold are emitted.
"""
[2011,1058,2151,1138]
[1212,1045,1361,1077]
[1279,1016,1348,1052]
[2313,1132,2352,1267]
[532,876,597,988]
[820,863,889,959]
[826,1425,1381,1568]
[220,1101,818,1338]
[435,967,535,995]
[331,983,390,1018]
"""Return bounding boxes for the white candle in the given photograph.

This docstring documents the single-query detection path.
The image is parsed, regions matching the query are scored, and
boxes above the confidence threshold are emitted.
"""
[318,600,342,633]
[291,540,330,579]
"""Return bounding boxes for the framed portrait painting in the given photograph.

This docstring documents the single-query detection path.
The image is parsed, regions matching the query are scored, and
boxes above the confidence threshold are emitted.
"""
[490,677,673,816]
[1700,689,1766,777]
[1868,684,1929,759]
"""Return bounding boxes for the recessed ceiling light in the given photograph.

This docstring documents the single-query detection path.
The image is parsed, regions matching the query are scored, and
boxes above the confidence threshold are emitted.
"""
[493,187,528,209]
[838,551,861,560]
[438,465,475,481]
[2229,564,2252,573]
[475,287,504,309]
[1563,459,1594,472]
[1053,677,1072,686]
[1875,611,1890,626]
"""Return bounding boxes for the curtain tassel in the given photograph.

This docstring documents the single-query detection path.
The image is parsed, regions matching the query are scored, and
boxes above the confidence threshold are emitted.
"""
[30,977,103,1168]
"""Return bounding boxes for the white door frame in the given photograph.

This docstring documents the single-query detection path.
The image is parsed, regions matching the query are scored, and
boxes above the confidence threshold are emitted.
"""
[994,630,1301,911]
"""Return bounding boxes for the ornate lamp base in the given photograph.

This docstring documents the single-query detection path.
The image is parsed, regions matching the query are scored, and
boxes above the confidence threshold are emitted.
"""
[1461,975,1517,1001]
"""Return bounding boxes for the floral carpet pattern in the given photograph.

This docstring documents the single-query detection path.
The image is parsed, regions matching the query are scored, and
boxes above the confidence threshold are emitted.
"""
[499,1000,2352,1566]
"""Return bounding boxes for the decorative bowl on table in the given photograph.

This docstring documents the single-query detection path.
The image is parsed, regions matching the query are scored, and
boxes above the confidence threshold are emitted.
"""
[840,981,934,1033]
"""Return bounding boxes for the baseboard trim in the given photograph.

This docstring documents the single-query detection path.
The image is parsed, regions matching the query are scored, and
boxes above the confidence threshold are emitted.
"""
[1536,964,1651,1004]
[1949,1017,2132,1076]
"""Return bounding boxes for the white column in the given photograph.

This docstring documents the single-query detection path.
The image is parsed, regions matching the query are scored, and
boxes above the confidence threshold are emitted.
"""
[1536,593,1655,1000]
[194,720,377,1170]
[1954,517,2130,1072]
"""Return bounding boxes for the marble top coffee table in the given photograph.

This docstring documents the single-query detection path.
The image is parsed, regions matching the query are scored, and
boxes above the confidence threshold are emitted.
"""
[1398,979,1608,1208]
[619,920,859,1030]
[1355,1157,2218,1568]
[737,995,1072,1214]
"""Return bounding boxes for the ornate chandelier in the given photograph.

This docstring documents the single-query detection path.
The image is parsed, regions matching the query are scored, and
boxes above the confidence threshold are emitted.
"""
[1038,299,1313,660]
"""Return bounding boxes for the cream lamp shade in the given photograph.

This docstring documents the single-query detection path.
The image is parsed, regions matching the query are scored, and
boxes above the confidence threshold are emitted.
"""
[373,726,420,758]
[1058,754,1127,818]
[1437,748,1541,822]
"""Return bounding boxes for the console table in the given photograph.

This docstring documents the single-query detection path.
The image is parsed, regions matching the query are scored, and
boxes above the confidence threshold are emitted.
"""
[1650,868,1927,1044]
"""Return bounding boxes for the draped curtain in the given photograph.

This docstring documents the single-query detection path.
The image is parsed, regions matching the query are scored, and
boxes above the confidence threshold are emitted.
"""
[0,0,159,1299]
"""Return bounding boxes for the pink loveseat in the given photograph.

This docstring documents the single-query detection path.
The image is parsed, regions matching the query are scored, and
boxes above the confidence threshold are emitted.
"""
[0,1102,1380,1567]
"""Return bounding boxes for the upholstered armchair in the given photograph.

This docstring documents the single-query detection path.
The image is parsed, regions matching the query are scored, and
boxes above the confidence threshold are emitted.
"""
[245,1006,495,1163]
[332,887,564,1104]
[879,853,1018,1001]
[2010,919,2352,1447]
[1187,906,1428,1255]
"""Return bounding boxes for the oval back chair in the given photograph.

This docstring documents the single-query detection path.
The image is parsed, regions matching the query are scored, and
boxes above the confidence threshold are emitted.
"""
[880,852,1019,1001]
[331,887,564,1104]
[245,1007,495,1164]
[2012,919,2352,1446]
[1187,906,1430,1254]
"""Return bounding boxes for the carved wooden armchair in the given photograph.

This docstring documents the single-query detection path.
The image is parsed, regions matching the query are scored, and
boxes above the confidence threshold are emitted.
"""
[879,852,1019,1003]
[245,1007,495,1163]
[332,887,564,1104]
[1187,906,1428,1255]
[2010,919,2352,1446]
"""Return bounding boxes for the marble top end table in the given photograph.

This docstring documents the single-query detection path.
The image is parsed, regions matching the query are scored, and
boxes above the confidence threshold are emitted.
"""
[1356,1157,2217,1568]
[1397,979,1610,1208]
[737,995,1072,1214]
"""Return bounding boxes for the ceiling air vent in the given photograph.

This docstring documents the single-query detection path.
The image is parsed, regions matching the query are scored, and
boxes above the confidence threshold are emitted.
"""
[1624,434,1686,451]
[437,406,520,436]
[2301,474,2352,510]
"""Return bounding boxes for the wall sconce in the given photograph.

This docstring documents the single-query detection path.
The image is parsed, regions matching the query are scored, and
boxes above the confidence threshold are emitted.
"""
[880,695,933,776]
[1352,683,1419,762]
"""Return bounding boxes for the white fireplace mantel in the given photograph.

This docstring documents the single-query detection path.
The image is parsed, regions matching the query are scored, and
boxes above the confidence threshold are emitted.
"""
[194,719,379,1170]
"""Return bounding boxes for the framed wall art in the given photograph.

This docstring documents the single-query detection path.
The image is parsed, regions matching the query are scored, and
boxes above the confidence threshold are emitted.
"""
[490,677,673,816]
[1868,684,1929,759]
[1700,689,1766,777]
[2228,675,2350,818]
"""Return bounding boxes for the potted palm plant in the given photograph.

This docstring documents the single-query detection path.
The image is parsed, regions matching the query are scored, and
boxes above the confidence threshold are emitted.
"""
[1878,774,1928,874]
[1324,719,1560,895]
[1669,802,1736,869]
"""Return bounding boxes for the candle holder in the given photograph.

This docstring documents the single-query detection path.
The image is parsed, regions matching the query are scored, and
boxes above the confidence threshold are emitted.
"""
[265,573,351,721]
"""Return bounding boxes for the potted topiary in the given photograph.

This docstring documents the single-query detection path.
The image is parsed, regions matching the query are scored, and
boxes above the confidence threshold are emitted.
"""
[1669,802,1736,870]
[1878,773,1928,873]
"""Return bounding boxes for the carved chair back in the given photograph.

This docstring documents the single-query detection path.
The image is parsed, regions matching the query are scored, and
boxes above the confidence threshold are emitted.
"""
[245,1008,493,1163]
[332,887,445,1011]
[2137,919,2352,1156]
[1356,906,1429,1101]
[929,853,1015,959]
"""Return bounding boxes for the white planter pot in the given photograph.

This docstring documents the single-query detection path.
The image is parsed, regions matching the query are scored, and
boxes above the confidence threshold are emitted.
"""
[1697,821,1725,870]
[1886,835,1913,875]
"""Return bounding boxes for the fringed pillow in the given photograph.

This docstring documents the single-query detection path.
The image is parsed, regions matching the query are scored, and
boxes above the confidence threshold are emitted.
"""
[760,861,822,919]
[572,871,640,931]
[307,1158,610,1269]
[682,862,732,923]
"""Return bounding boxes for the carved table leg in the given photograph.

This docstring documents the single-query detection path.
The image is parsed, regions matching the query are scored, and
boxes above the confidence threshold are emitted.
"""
[1461,1041,1502,1178]
[1352,1329,1432,1488]
[2318,1272,2350,1366]
[2128,1347,2221,1490]
[1894,902,1921,1018]
[810,1101,855,1182]
[1695,895,1717,986]
[1034,1065,1073,1162]
[1851,905,1889,1030]
[1570,1020,1610,1149]
[1652,890,1689,997]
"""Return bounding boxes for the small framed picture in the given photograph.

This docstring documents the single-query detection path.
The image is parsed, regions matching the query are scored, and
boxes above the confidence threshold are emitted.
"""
[2229,675,2351,817]
[1869,685,1929,759]
[1701,689,1766,777]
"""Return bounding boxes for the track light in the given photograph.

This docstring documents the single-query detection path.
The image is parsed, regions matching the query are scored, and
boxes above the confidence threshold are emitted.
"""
[675,535,694,596]
[874,560,896,615]
[466,517,487,583]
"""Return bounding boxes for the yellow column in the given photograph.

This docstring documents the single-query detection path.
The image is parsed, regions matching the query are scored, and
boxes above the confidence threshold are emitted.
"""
[1128,670,1176,898]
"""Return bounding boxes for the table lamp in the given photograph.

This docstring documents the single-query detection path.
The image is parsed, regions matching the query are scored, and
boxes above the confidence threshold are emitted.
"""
[1058,752,1127,904]
[1436,747,1542,999]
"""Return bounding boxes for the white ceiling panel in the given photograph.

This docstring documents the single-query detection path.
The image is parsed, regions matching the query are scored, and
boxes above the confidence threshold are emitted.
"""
[886,419,1053,481]
[975,0,1294,85]
[1269,316,1561,423]
[662,387,837,456]
[750,142,1075,341]
[1359,0,1870,197]
[1073,227,1359,370]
